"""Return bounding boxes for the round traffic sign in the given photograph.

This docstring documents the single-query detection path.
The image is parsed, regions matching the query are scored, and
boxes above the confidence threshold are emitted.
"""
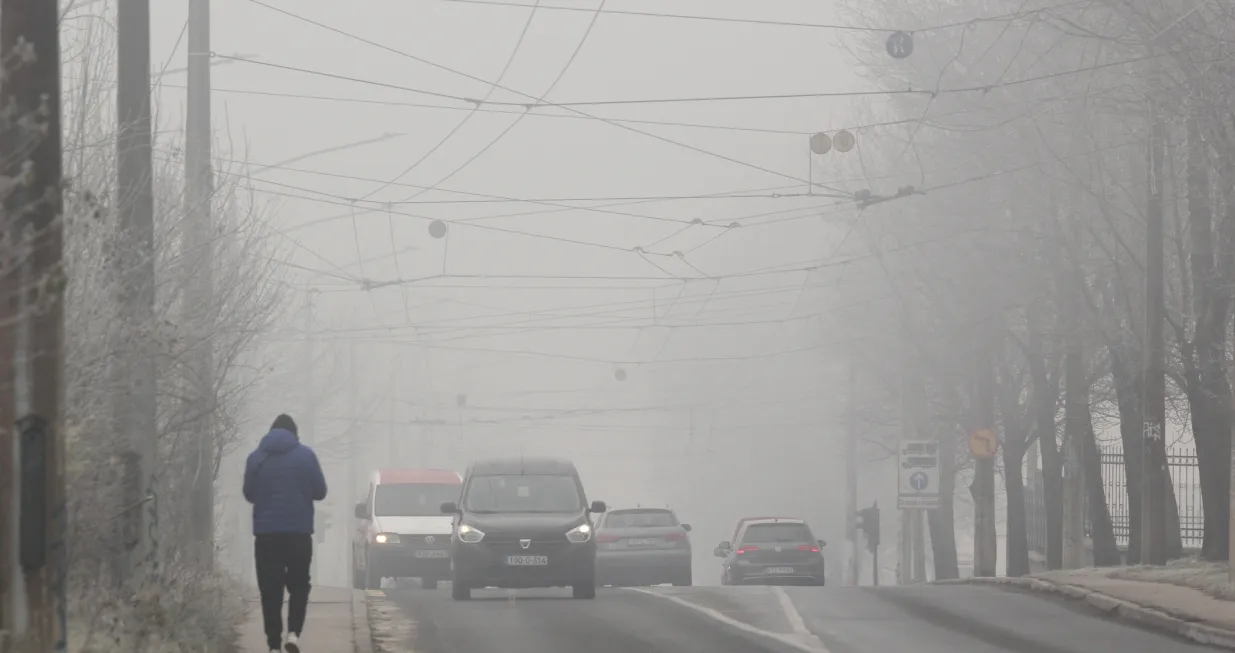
[886,31,914,59]
[809,132,832,155]
[909,471,929,491]
[833,130,856,153]
[970,428,999,459]
[429,220,448,239]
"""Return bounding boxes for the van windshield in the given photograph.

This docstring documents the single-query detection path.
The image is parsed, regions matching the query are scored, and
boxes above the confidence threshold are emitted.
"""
[464,474,582,513]
[374,483,461,517]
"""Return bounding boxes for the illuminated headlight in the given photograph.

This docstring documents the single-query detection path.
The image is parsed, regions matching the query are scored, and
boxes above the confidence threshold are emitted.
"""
[457,524,485,544]
[566,523,592,543]
[374,533,400,544]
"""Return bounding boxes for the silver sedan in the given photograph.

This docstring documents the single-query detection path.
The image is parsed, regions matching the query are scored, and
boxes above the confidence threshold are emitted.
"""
[595,508,693,587]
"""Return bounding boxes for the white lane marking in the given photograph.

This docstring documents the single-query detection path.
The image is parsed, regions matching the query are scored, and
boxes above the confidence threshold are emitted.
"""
[626,588,829,653]
[773,587,813,636]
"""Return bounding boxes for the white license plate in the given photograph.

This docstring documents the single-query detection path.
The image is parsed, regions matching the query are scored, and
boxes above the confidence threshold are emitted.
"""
[765,566,794,574]
[414,550,449,558]
[505,555,548,566]
[627,538,659,546]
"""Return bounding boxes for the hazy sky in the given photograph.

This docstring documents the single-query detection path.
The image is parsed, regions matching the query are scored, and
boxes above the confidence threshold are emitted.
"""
[135,0,901,583]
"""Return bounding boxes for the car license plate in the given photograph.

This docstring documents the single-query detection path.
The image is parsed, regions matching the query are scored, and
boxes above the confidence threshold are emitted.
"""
[765,566,794,574]
[627,538,658,546]
[414,550,449,558]
[505,555,548,566]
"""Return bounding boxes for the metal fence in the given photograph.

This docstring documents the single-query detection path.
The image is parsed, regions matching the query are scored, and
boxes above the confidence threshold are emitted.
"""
[1026,446,1203,555]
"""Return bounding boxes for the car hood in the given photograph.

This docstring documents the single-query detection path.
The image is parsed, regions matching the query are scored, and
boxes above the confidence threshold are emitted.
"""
[374,515,454,536]
[463,511,586,536]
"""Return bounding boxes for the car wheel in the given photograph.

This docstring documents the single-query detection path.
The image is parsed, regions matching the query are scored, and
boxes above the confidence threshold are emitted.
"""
[572,579,596,599]
[422,578,438,590]
[451,578,471,601]
[672,568,692,587]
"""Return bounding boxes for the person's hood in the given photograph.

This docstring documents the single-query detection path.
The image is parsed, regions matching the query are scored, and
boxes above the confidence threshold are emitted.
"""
[258,428,300,454]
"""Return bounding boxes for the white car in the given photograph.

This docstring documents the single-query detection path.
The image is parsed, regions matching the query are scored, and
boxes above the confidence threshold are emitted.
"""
[352,468,462,589]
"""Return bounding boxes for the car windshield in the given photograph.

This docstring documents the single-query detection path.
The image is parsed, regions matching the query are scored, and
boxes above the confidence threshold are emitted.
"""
[463,474,582,513]
[604,510,677,528]
[742,523,813,544]
[374,483,461,517]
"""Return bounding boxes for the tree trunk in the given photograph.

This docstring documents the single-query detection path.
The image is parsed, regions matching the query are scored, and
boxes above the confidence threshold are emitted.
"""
[928,407,960,579]
[997,358,1031,577]
[1081,400,1121,565]
[1004,444,1031,576]
[1110,344,1144,563]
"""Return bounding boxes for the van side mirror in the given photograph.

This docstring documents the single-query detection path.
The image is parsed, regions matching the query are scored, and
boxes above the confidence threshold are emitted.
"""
[681,523,692,532]
[818,539,827,547]
[713,544,729,558]
[440,501,459,515]
[353,502,367,520]
[589,500,607,513]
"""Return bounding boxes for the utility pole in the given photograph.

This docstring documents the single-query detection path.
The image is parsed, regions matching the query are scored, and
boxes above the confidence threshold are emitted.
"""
[1062,220,1087,570]
[0,0,67,647]
[347,342,359,581]
[1141,106,1168,566]
[302,293,320,582]
[115,0,158,585]
[387,353,400,462]
[185,0,216,569]
[972,345,998,577]
[910,372,928,584]
[899,372,917,584]
[846,363,860,586]
[1229,373,1235,583]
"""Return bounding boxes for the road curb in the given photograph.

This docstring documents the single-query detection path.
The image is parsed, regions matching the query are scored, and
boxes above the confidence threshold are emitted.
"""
[948,576,1235,650]
[352,589,374,653]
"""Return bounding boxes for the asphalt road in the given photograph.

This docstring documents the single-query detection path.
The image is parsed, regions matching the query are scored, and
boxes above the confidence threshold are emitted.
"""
[784,584,1220,653]
[379,583,1224,653]
[382,586,803,653]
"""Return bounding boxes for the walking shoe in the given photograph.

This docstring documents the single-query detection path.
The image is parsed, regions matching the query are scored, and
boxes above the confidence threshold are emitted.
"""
[284,632,300,653]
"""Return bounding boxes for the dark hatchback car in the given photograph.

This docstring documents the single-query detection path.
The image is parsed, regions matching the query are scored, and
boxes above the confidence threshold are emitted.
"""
[715,518,826,586]
[440,457,607,600]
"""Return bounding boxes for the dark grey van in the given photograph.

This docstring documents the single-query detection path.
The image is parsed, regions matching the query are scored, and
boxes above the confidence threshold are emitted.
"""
[440,457,607,600]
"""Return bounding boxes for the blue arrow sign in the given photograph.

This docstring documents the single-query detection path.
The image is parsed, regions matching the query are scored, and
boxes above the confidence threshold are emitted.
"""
[909,471,930,491]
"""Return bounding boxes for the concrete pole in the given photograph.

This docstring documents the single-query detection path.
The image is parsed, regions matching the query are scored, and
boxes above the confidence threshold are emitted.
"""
[302,294,319,582]
[186,0,216,569]
[899,373,915,584]
[1141,107,1169,566]
[115,0,158,583]
[846,363,860,586]
[0,0,66,645]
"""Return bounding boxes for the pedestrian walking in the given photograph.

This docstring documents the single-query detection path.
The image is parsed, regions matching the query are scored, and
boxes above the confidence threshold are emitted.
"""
[243,414,328,653]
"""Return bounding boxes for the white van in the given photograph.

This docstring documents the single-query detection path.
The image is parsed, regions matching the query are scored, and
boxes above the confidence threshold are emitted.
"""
[352,468,462,589]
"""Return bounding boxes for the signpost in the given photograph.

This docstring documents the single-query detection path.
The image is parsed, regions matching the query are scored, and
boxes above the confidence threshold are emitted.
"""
[969,427,998,460]
[886,31,914,59]
[898,440,940,510]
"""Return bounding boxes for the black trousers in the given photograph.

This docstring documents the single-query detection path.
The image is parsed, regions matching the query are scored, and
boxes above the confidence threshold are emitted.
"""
[255,533,313,650]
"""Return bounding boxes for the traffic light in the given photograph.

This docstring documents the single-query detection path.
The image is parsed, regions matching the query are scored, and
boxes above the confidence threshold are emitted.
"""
[857,502,880,552]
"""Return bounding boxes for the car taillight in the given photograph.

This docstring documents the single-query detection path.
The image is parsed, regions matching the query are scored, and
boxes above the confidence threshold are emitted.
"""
[596,534,620,543]
[665,532,686,541]
[799,545,820,553]
[736,546,758,554]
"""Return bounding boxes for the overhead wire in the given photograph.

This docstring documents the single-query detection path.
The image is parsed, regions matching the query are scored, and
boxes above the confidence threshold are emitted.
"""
[228,3,858,198]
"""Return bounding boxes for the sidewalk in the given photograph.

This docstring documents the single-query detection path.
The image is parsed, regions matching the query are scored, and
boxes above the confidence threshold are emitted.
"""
[236,586,372,653]
[951,562,1235,649]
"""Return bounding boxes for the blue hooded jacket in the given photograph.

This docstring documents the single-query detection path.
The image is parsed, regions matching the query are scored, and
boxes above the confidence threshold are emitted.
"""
[243,428,328,535]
